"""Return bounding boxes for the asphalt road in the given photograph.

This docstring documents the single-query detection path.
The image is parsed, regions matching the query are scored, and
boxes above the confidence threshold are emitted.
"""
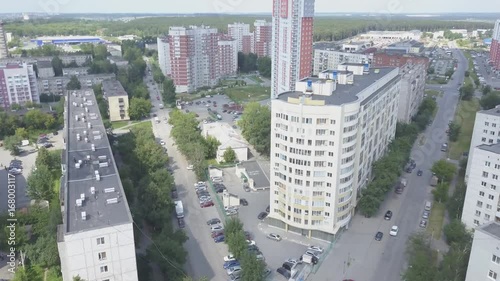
[312,48,467,281]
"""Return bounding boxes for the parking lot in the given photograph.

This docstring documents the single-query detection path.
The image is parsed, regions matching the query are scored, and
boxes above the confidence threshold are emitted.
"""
[179,94,243,125]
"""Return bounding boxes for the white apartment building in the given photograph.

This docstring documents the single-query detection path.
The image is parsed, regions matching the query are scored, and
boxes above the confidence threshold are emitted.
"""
[465,108,500,183]
[0,62,39,108]
[228,22,251,53]
[397,63,426,123]
[271,0,315,98]
[156,36,171,76]
[462,143,500,229]
[359,30,422,41]
[58,89,138,281]
[269,64,401,240]
[313,49,371,75]
[465,222,500,281]
[0,21,9,59]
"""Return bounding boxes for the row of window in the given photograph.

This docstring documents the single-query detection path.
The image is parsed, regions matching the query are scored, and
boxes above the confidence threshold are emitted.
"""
[275,114,336,125]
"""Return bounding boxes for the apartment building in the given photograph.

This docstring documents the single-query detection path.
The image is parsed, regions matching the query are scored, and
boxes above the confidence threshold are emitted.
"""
[228,22,252,53]
[372,52,430,69]
[62,68,90,76]
[385,40,424,55]
[271,0,315,98]
[313,49,371,75]
[161,26,238,93]
[462,143,500,229]
[0,55,92,66]
[268,64,401,240]
[465,222,500,281]
[253,20,272,57]
[157,37,171,76]
[490,20,500,70]
[465,108,500,183]
[0,63,39,108]
[102,80,129,122]
[37,60,55,78]
[38,73,115,95]
[58,89,138,281]
[359,30,422,41]
[0,21,9,59]
[397,63,426,123]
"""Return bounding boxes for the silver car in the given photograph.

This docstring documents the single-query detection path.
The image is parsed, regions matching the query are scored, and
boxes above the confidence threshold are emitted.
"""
[422,211,430,219]
[420,220,428,228]
[267,233,282,241]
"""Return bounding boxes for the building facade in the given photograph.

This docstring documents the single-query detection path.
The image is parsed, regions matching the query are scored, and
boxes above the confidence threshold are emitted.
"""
[103,80,130,121]
[462,143,500,230]
[228,22,252,53]
[465,222,500,281]
[465,108,500,183]
[37,60,55,78]
[218,38,238,78]
[253,20,272,57]
[0,21,9,59]
[397,63,426,123]
[372,53,430,69]
[490,20,500,70]
[313,49,371,75]
[38,74,115,95]
[268,64,401,240]
[0,55,92,67]
[271,0,315,98]
[0,63,39,108]
[359,30,422,41]
[157,36,171,76]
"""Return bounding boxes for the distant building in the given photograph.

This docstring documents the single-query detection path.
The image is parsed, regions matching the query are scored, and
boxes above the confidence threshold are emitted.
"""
[0,21,8,59]
[157,37,171,76]
[102,80,129,121]
[397,63,426,123]
[385,40,424,54]
[465,222,500,281]
[0,55,91,67]
[313,49,371,75]
[253,20,272,57]
[58,89,138,281]
[36,60,55,78]
[228,22,252,53]
[0,62,39,108]
[449,29,469,38]
[202,122,248,163]
[145,43,158,51]
[218,38,238,78]
[106,44,122,57]
[271,0,315,98]
[38,74,114,95]
[372,53,429,69]
[31,36,105,46]
[107,56,128,69]
[62,68,90,76]
[359,30,422,41]
[490,20,500,70]
[342,42,372,52]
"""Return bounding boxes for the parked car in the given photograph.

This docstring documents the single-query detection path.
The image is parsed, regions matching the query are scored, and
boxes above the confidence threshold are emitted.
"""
[226,266,242,276]
[224,254,236,262]
[389,226,399,236]
[246,240,256,246]
[207,218,221,225]
[177,218,185,228]
[420,220,428,228]
[384,210,393,220]
[417,169,423,176]
[282,262,294,271]
[305,250,319,259]
[200,201,214,208]
[267,233,282,241]
[226,209,238,216]
[258,212,268,220]
[240,199,248,206]
[375,231,384,241]
[277,267,291,279]
[307,246,324,253]
[422,211,430,219]
[211,231,224,238]
[223,260,240,269]
[211,225,223,231]
[214,235,225,243]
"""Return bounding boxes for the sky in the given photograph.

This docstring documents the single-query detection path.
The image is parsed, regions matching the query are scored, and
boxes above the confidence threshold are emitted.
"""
[2,0,499,14]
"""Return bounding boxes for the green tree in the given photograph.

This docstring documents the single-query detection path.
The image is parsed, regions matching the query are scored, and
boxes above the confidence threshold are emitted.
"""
[240,252,266,281]
[464,70,469,77]
[431,160,457,183]
[224,218,244,236]
[447,182,466,220]
[445,69,454,78]
[403,233,438,281]
[51,56,63,76]
[26,164,54,201]
[239,102,271,156]
[15,127,29,139]
[73,276,85,281]
[23,109,55,130]
[257,56,271,78]
[128,97,152,120]
[448,122,461,142]
[482,84,492,95]
[66,75,81,90]
[226,230,247,259]
[93,44,108,60]
[459,83,474,101]
[162,78,177,104]
[436,242,471,281]
[204,135,221,159]
[432,183,449,203]
[238,52,258,73]
[223,146,237,163]
[147,225,188,280]
[480,92,500,110]
[443,219,471,245]
[4,135,21,155]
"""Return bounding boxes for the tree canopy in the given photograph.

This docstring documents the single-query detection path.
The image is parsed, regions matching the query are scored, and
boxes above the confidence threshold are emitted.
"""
[431,160,457,183]
[238,102,271,157]
[128,97,152,120]
[66,75,81,90]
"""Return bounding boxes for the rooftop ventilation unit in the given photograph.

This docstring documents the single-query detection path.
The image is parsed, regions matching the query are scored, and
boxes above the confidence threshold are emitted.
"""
[88,123,92,129]
[92,131,100,135]
[99,162,109,168]
[94,135,102,140]
[106,198,119,204]
[75,115,79,121]
[84,137,89,143]
[91,144,96,152]
[81,211,87,220]
[76,134,81,141]
[90,187,95,194]
[75,162,81,169]
[104,187,115,193]
[76,198,83,206]
[80,193,85,200]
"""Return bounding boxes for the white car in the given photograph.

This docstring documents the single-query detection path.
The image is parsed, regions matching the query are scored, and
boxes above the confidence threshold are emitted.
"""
[305,250,319,258]
[159,140,165,145]
[224,254,236,262]
[267,233,282,241]
[194,182,206,187]
[307,246,324,253]
[211,225,223,231]
[187,164,194,170]
[286,258,300,265]
[246,240,256,246]
[389,225,399,236]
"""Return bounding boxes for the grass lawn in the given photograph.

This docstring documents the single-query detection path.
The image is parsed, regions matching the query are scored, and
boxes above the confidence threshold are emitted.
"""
[130,121,152,131]
[425,89,442,99]
[427,79,447,85]
[225,85,270,103]
[449,98,480,160]
[111,120,132,129]
[426,202,446,238]
[249,75,264,83]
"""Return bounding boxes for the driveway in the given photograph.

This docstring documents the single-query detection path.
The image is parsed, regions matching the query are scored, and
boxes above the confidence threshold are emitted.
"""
[311,47,467,281]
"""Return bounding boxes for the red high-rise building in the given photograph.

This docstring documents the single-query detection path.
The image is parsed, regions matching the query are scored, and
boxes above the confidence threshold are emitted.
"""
[372,53,430,69]
[490,20,500,70]
[253,20,272,57]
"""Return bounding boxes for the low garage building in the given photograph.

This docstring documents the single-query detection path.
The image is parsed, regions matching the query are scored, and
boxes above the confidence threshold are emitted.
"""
[202,122,249,163]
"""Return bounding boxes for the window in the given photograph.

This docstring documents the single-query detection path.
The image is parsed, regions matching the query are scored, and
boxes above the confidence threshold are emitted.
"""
[489,270,497,279]
[489,194,495,200]
[485,214,491,220]
[480,191,485,196]
[477,201,483,207]
[492,254,500,264]
[494,174,499,180]
[100,265,108,273]
[96,237,105,245]
[483,171,489,177]
[474,219,480,225]
[487,204,493,210]
[98,252,107,261]
[482,181,488,186]
[486,161,491,166]
[476,210,482,217]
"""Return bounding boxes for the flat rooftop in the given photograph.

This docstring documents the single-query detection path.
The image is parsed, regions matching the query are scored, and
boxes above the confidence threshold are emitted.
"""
[37,60,53,68]
[480,106,500,117]
[239,161,269,189]
[63,89,132,234]
[478,143,500,155]
[102,80,127,97]
[479,222,500,240]
[277,67,398,106]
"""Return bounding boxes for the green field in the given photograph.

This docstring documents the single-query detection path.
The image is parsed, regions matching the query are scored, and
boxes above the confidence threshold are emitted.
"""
[425,89,442,98]
[225,86,270,103]
[449,99,480,160]
[426,202,446,239]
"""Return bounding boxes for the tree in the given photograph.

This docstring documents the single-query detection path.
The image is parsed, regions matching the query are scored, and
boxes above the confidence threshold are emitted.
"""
[239,102,271,156]
[128,97,152,120]
[447,182,466,220]
[464,70,469,77]
[223,147,237,163]
[436,242,471,281]
[432,183,449,203]
[403,233,438,281]
[445,69,454,78]
[238,52,258,73]
[448,122,461,142]
[73,276,85,281]
[66,75,81,90]
[480,92,500,110]
[240,252,266,281]
[27,164,54,201]
[147,225,188,280]
[51,56,63,76]
[4,135,21,155]
[226,230,247,259]
[257,56,272,78]
[15,127,29,139]
[459,83,474,101]
[431,160,457,183]
[443,219,471,245]
[482,84,492,95]
[204,136,221,159]
[162,78,177,104]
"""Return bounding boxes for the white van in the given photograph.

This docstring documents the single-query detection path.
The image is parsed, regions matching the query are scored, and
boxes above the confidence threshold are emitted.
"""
[425,201,432,211]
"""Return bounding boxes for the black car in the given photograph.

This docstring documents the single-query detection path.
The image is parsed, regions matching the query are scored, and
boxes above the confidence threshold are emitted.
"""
[215,187,225,193]
[384,210,393,220]
[282,262,294,271]
[43,143,53,148]
[171,190,178,199]
[277,267,291,279]
[53,131,59,135]
[153,113,157,117]
[266,205,270,213]
[207,218,221,225]
[240,199,248,206]
[178,218,185,228]
[417,170,423,176]
[375,231,383,241]
[258,212,268,220]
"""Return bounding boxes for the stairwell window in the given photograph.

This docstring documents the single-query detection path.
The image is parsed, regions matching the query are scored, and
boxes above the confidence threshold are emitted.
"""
[98,252,107,261]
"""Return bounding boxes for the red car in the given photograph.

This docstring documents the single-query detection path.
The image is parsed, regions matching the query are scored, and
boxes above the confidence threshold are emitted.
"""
[200,201,214,208]
[211,231,224,238]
